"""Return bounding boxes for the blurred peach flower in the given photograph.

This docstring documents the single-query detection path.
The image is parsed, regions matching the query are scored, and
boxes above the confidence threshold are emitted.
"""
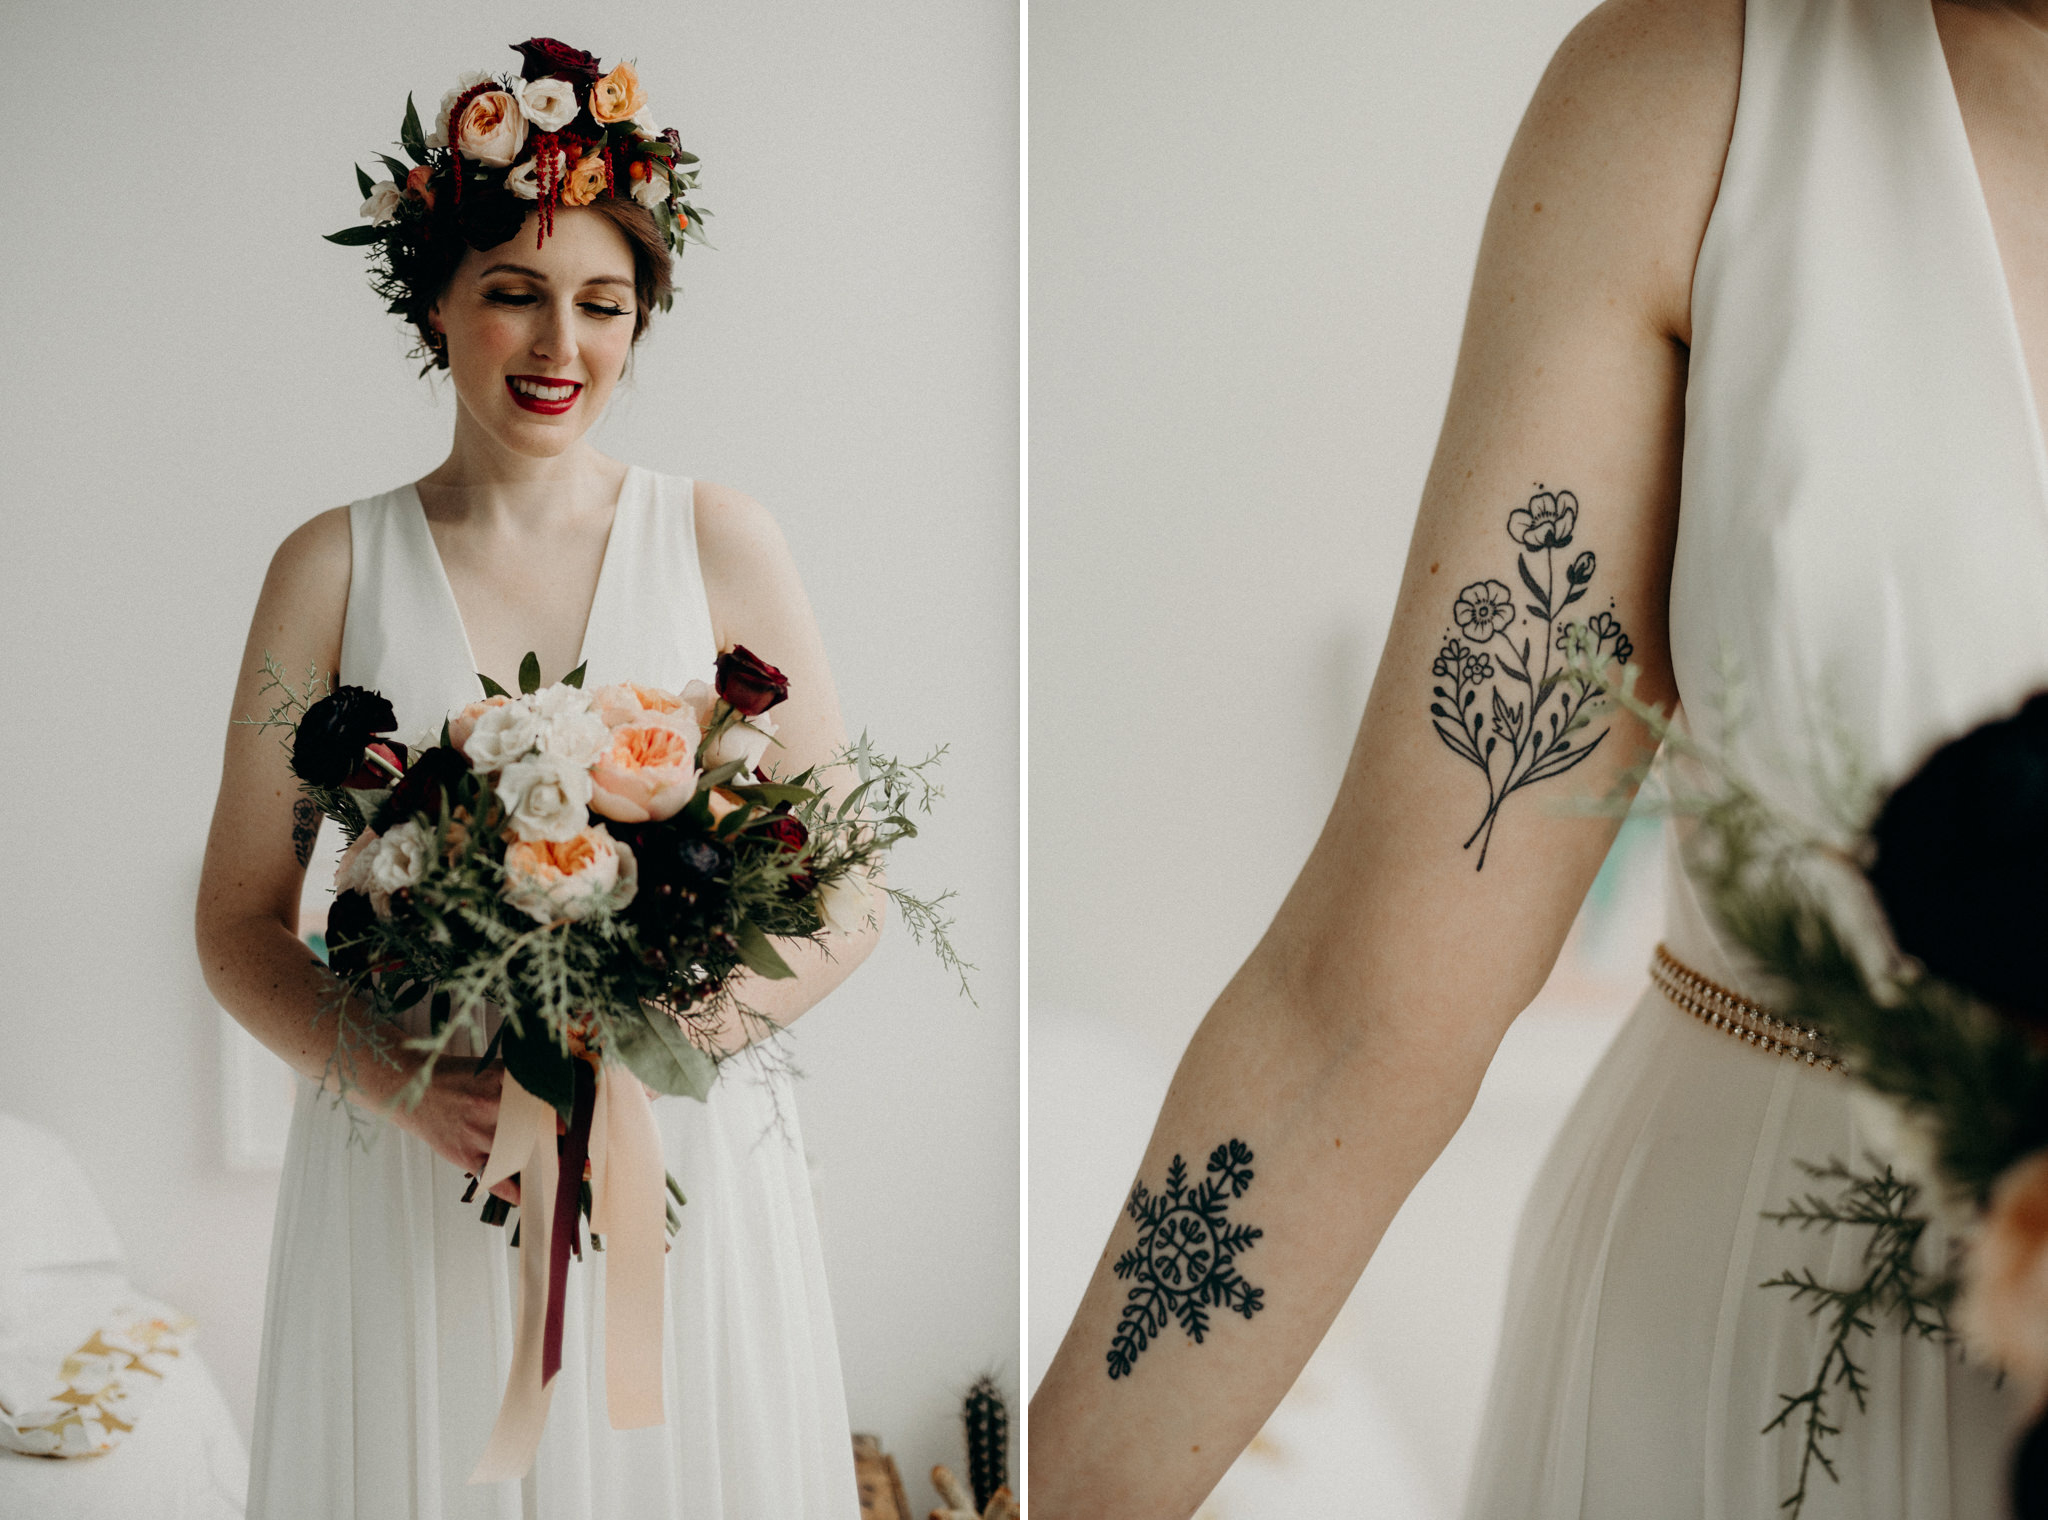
[404,164,435,209]
[449,694,512,754]
[1959,1149,2048,1404]
[503,825,636,923]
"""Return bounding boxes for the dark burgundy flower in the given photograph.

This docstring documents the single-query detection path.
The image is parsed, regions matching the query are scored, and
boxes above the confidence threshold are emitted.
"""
[716,646,790,717]
[623,825,732,928]
[511,37,602,85]
[457,184,529,251]
[324,889,377,979]
[293,686,399,787]
[383,744,472,823]
[757,815,808,854]
[1867,691,2048,1030]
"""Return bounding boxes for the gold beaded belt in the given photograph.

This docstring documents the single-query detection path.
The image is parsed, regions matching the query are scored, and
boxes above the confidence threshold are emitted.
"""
[1648,942,1846,1074]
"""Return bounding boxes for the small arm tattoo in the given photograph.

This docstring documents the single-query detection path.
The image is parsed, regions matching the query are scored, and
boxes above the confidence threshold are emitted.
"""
[1106,1139,1266,1379]
[291,798,319,867]
[1427,487,1634,869]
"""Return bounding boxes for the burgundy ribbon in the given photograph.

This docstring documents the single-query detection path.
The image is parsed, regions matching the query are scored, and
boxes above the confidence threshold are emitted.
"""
[543,1058,597,1388]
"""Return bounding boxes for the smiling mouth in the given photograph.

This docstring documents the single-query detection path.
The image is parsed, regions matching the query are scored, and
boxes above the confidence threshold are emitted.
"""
[506,375,583,414]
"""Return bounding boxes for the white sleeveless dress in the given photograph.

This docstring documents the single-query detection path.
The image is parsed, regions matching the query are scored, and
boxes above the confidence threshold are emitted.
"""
[1461,0,2048,1514]
[245,466,861,1519]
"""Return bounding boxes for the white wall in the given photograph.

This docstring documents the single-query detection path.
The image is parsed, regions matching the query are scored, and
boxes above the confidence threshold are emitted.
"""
[0,0,1017,1501]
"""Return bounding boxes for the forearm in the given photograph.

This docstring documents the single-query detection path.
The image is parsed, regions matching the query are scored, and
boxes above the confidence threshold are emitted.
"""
[197,910,418,1109]
[699,897,886,1054]
[1029,951,1499,1520]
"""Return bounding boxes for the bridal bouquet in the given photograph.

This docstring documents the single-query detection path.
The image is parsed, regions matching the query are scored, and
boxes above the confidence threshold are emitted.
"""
[1570,641,2048,1517]
[246,645,960,1479]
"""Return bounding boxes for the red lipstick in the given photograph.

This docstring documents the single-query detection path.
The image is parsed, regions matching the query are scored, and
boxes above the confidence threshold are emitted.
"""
[506,375,583,415]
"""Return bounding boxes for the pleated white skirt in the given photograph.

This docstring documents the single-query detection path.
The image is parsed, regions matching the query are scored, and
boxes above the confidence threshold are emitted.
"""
[1462,987,2026,1519]
[245,1057,859,1520]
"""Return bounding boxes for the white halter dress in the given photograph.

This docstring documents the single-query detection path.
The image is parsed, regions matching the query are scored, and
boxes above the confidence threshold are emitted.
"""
[245,466,860,1519]
[1461,0,2048,1514]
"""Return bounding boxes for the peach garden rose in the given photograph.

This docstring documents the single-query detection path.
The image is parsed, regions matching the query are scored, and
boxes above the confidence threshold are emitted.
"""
[455,89,529,167]
[562,153,611,207]
[590,722,700,824]
[502,825,637,924]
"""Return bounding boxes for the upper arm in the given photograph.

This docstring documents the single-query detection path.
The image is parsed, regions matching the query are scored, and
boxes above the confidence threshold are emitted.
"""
[195,507,352,953]
[1263,0,1742,1049]
[691,481,849,782]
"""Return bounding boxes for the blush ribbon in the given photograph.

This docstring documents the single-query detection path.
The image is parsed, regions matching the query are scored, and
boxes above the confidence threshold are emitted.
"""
[467,1059,669,1484]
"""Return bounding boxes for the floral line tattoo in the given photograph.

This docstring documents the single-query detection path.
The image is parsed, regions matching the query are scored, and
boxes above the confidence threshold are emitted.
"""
[292,797,320,868]
[1106,1139,1265,1380]
[1428,488,1633,869]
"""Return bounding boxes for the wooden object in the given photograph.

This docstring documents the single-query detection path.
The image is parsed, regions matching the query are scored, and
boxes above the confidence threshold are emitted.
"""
[854,1433,913,1520]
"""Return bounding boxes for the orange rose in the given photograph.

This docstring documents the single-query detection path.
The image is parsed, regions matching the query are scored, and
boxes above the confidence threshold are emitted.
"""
[404,164,436,209]
[562,153,611,207]
[589,722,700,823]
[590,61,648,125]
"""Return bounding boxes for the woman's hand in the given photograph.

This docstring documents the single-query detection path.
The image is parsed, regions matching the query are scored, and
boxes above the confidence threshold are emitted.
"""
[387,1061,521,1205]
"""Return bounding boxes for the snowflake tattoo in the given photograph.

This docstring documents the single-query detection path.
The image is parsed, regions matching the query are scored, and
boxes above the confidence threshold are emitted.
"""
[1105,1139,1267,1379]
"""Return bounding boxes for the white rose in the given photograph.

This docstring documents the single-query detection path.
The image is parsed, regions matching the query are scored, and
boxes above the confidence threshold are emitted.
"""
[632,170,669,210]
[428,69,495,150]
[533,681,595,719]
[360,182,402,224]
[704,715,776,775]
[519,76,580,132]
[463,697,544,770]
[537,707,613,769]
[496,752,595,843]
[816,871,873,936]
[364,820,432,917]
[505,159,541,200]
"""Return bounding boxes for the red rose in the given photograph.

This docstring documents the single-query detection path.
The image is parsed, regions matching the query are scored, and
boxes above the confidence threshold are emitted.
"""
[716,646,790,717]
[511,37,602,85]
[758,815,808,854]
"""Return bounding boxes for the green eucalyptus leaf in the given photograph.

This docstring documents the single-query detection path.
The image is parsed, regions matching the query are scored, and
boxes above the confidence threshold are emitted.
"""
[563,660,588,689]
[401,93,428,165]
[609,1010,718,1101]
[699,759,746,791]
[734,921,796,980]
[518,651,541,695]
[478,672,510,699]
[376,153,412,189]
[355,163,374,199]
[324,225,386,246]
[729,782,817,807]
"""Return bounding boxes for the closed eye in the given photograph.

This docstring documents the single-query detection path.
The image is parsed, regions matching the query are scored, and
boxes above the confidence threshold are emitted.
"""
[483,291,630,318]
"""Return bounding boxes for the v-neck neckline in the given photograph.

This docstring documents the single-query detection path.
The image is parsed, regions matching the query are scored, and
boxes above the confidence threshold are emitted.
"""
[405,463,639,693]
[1927,0,2048,505]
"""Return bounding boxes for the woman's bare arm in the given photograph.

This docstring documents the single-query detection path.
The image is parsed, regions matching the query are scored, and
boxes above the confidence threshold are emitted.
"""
[1028,1,1741,1513]
[692,481,886,1047]
[194,509,513,1195]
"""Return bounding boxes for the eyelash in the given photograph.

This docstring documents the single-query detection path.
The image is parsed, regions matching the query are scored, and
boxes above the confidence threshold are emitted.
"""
[483,291,630,318]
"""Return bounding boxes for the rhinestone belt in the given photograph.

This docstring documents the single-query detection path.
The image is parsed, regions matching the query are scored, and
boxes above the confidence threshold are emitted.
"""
[1648,942,1845,1074]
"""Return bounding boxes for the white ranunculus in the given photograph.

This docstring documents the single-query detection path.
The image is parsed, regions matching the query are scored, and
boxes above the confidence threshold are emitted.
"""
[360,182,402,224]
[365,820,432,917]
[496,753,595,843]
[532,681,594,717]
[519,76,580,132]
[703,715,776,775]
[816,871,873,936]
[463,697,544,770]
[537,707,613,769]
[428,69,495,149]
[505,159,541,200]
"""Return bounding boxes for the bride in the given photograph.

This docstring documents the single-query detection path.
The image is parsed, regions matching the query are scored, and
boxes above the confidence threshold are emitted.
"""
[194,37,873,1518]
[1031,0,2048,1513]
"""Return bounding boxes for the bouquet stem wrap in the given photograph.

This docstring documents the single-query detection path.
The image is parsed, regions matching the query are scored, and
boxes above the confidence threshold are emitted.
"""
[468,1059,666,1483]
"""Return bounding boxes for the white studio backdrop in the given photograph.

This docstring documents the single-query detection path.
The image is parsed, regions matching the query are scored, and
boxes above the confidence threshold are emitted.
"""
[0,0,1018,1498]
[1030,0,1644,1509]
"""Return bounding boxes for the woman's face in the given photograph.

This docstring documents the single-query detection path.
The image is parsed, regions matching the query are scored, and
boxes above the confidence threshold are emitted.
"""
[428,208,640,457]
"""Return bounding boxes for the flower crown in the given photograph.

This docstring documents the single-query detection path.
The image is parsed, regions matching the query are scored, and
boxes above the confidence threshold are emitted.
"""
[326,36,705,309]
